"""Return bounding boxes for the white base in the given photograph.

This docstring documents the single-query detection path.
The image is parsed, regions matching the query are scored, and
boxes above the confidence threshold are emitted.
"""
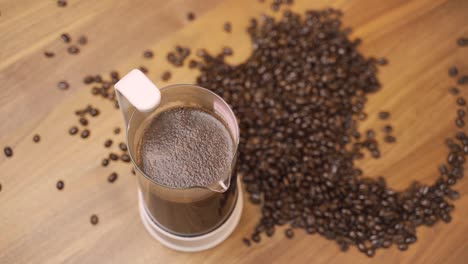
[138,180,243,252]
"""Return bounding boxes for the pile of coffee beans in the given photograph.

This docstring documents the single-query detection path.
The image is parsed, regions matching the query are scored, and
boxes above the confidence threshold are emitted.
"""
[191,9,466,256]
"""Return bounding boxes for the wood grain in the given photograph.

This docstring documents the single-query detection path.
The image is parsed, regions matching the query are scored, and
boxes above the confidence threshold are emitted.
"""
[1,0,468,263]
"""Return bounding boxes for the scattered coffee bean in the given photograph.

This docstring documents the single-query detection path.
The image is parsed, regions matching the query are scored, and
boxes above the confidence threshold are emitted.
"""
[376,58,388,65]
[285,228,294,239]
[139,66,148,74]
[222,47,233,56]
[33,134,40,143]
[60,33,71,43]
[90,214,99,225]
[121,154,131,163]
[458,75,468,85]
[384,135,396,143]
[143,50,154,59]
[251,234,261,243]
[57,81,69,90]
[89,108,100,117]
[57,0,67,7]
[457,37,468,47]
[455,118,465,128]
[56,180,64,190]
[102,158,109,167]
[114,127,121,134]
[4,147,13,157]
[242,238,251,247]
[108,172,118,183]
[104,139,113,148]
[161,71,172,81]
[109,153,118,161]
[67,45,80,54]
[448,66,458,77]
[131,168,136,175]
[188,60,198,69]
[78,35,88,45]
[382,125,393,133]
[187,12,196,21]
[223,22,232,33]
[457,109,466,117]
[94,75,103,83]
[449,87,460,95]
[83,75,94,84]
[378,111,390,120]
[44,51,55,58]
[80,129,90,138]
[119,143,128,151]
[79,117,88,126]
[456,97,466,106]
[69,126,78,135]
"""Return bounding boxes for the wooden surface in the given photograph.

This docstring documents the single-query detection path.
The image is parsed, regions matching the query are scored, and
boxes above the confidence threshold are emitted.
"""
[1,0,468,263]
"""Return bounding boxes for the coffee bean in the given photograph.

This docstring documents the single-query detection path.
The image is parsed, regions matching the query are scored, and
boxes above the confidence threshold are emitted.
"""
[458,75,468,85]
[285,228,294,239]
[398,244,408,251]
[56,180,64,190]
[33,134,40,143]
[161,71,172,81]
[187,12,196,21]
[89,108,100,117]
[458,109,466,118]
[114,127,121,134]
[449,87,460,95]
[121,154,131,163]
[119,142,128,151]
[448,67,458,77]
[90,214,99,225]
[131,168,136,175]
[57,81,69,90]
[457,37,468,47]
[376,58,388,65]
[378,111,390,120]
[94,75,103,83]
[4,147,13,157]
[79,117,88,126]
[67,45,80,54]
[57,0,67,7]
[69,126,78,135]
[80,129,90,138]
[222,47,233,56]
[188,60,198,69]
[242,238,251,247]
[102,158,109,167]
[384,135,396,143]
[78,35,88,45]
[456,97,466,106]
[109,153,118,161]
[60,33,71,43]
[0,183,2,192]
[456,118,465,128]
[104,139,113,148]
[44,51,55,58]
[139,66,148,74]
[224,22,232,33]
[382,125,393,133]
[108,172,118,183]
[251,234,261,243]
[143,50,154,59]
[83,75,94,84]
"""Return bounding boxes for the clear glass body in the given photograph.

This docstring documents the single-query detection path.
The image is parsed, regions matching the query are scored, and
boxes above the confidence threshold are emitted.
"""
[125,84,239,237]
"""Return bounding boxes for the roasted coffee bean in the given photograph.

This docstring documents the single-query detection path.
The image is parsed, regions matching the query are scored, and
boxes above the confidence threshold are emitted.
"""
[60,33,71,43]
[223,22,232,33]
[101,158,109,167]
[457,97,466,106]
[80,129,90,138]
[131,168,136,175]
[91,87,99,95]
[33,134,40,143]
[4,147,13,157]
[78,35,88,45]
[139,66,148,74]
[69,126,78,135]
[114,127,121,134]
[143,50,154,59]
[382,125,393,133]
[161,71,172,81]
[109,153,118,161]
[376,58,388,65]
[251,234,261,243]
[83,75,94,84]
[104,139,113,148]
[57,81,69,90]
[56,180,64,190]
[449,87,460,95]
[285,228,294,239]
[457,37,468,47]
[242,238,251,247]
[222,47,233,56]
[458,75,468,85]
[384,135,396,143]
[188,60,198,69]
[89,108,100,117]
[456,118,465,128]
[121,154,131,163]
[119,143,127,151]
[108,172,118,183]
[458,109,466,118]
[90,214,99,225]
[448,66,458,77]
[44,51,55,58]
[79,117,88,126]
[187,12,196,21]
[378,111,390,120]
[67,45,80,54]
[94,75,103,83]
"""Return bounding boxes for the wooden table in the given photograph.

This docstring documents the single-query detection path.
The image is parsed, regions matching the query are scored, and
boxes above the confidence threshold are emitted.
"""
[1,0,467,263]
